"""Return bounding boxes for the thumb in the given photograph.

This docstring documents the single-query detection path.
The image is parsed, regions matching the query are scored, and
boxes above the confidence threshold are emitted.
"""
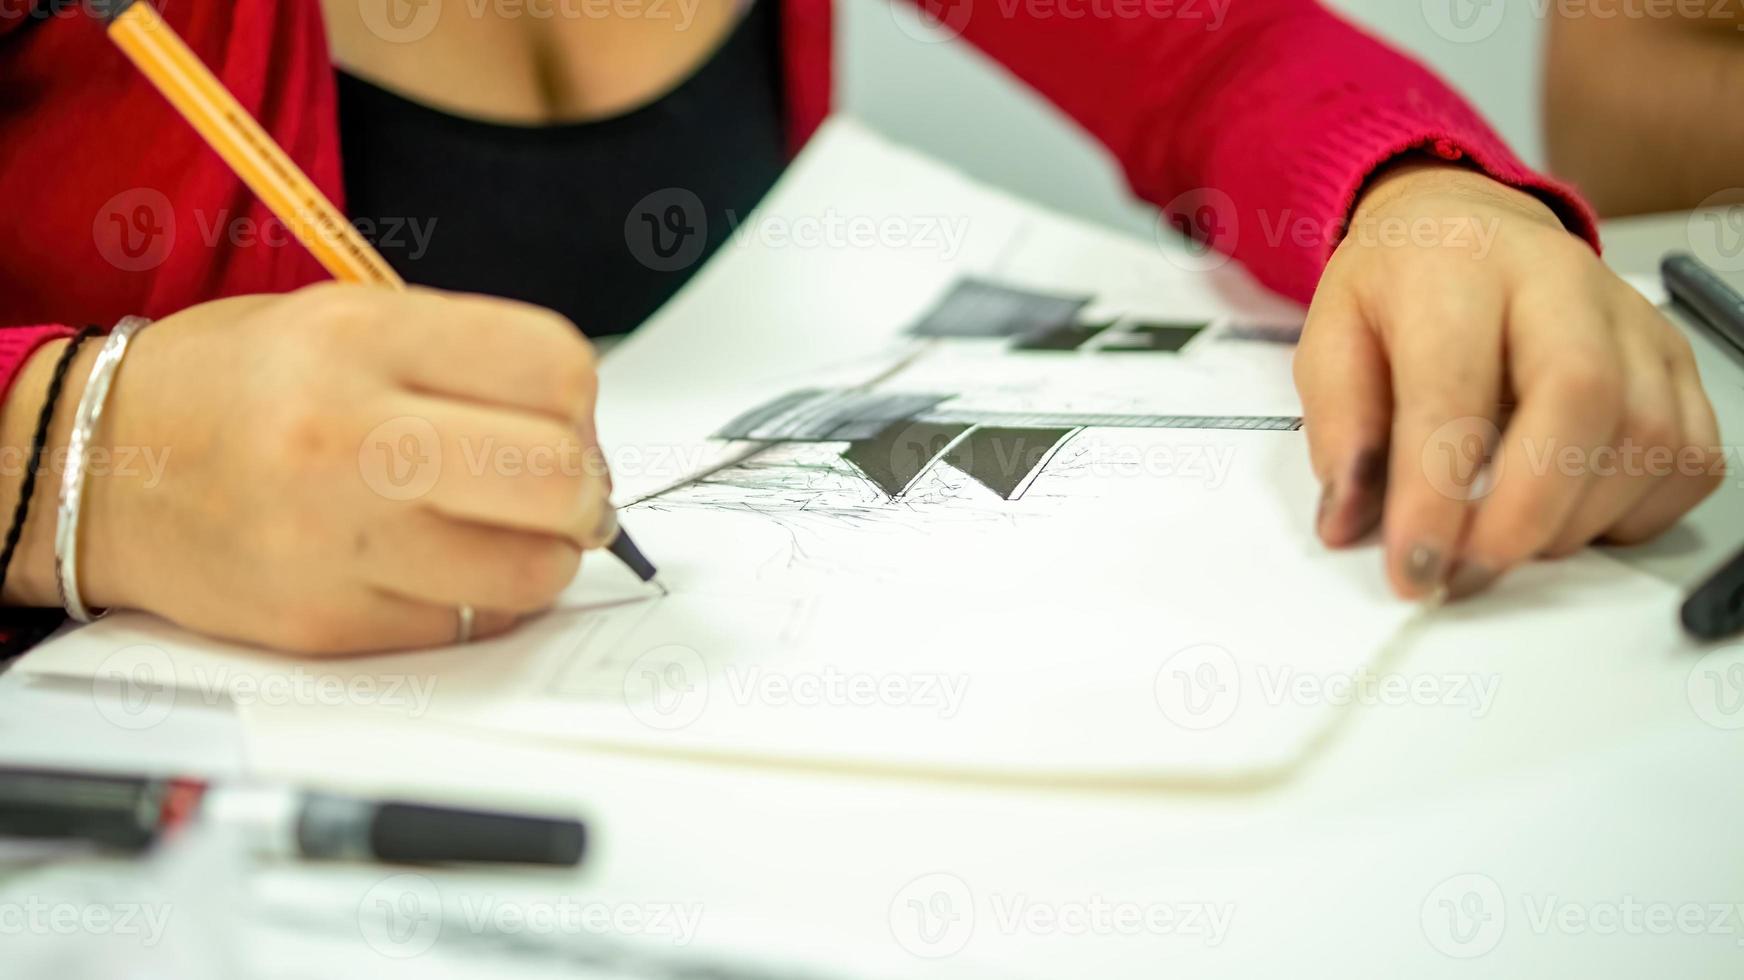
[1293,285,1393,546]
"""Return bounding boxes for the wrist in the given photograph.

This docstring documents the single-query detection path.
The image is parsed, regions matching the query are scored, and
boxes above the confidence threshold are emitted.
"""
[0,331,159,614]
[0,338,100,608]
[1352,159,1564,229]
[80,324,166,616]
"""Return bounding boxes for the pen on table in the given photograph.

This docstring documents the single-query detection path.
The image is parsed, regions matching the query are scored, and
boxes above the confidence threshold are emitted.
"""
[97,0,661,589]
[1661,252,1744,640]
[0,765,587,866]
[1664,252,1744,359]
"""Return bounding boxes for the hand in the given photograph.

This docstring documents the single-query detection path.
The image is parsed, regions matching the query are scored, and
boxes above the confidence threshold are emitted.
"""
[1295,162,1725,599]
[84,284,611,654]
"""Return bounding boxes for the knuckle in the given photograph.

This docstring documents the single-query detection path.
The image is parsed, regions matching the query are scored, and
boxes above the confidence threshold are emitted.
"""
[1532,237,1594,282]
[525,304,584,342]
[294,283,375,333]
[1553,238,1597,275]
[1612,274,1667,324]
[494,297,585,347]
[1663,329,1699,371]
[1619,405,1680,454]
[1692,448,1727,495]
[1604,520,1667,548]
[509,434,589,521]
[1706,447,1728,480]
[288,280,348,306]
[527,417,587,462]
[1541,527,1591,559]
[1548,359,1623,408]
[548,349,597,416]
[523,477,584,528]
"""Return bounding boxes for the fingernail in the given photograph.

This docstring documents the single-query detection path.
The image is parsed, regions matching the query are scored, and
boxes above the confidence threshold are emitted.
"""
[593,507,621,548]
[1404,544,1446,591]
[1344,448,1387,538]
[1320,448,1388,545]
[1448,562,1497,599]
[1351,447,1386,487]
[1316,480,1339,537]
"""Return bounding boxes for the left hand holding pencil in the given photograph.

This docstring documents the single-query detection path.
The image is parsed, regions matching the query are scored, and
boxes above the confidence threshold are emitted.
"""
[72,285,613,654]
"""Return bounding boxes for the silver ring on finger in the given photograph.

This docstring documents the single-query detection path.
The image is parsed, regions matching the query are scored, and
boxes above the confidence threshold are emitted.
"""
[455,603,476,645]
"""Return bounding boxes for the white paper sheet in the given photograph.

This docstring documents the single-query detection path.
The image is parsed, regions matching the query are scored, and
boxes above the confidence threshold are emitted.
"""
[17,119,1416,781]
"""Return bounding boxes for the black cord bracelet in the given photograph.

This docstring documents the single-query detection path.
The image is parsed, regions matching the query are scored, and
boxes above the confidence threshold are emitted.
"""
[0,325,100,599]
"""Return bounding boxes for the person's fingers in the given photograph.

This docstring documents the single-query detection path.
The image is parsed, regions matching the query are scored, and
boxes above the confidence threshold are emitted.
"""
[355,508,582,613]
[1295,284,1392,546]
[1377,284,1507,598]
[1541,324,1680,558]
[1456,292,1624,592]
[281,593,520,656]
[379,393,613,545]
[1605,331,1727,543]
[359,287,599,426]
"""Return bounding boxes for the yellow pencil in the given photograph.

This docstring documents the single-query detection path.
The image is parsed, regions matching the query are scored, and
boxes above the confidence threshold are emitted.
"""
[101,0,402,287]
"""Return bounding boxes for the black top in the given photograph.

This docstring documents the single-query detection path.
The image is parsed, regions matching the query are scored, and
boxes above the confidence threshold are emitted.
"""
[335,0,787,337]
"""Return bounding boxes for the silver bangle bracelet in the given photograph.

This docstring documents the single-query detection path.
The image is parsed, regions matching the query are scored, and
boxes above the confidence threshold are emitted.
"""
[56,315,152,623]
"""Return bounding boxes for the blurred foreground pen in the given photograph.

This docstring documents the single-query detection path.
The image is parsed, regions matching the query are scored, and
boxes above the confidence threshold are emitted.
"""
[97,0,659,587]
[0,765,587,866]
[1664,253,1744,640]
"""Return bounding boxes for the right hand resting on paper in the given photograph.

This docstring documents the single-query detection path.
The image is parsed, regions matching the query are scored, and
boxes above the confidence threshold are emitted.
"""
[16,284,613,654]
[1296,164,1724,601]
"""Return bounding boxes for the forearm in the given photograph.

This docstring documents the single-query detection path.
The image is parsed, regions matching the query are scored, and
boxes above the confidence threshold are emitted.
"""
[939,0,1595,300]
[1547,10,1744,216]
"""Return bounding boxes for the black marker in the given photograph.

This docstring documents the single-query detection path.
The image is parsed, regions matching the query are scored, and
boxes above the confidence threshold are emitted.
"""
[0,766,586,866]
[1683,545,1744,642]
[1663,254,1744,639]
[1664,252,1744,358]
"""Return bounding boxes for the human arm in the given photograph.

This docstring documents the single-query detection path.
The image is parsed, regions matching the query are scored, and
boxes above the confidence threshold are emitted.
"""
[0,286,615,654]
[922,0,1598,300]
[1545,0,1744,216]
[923,0,1720,595]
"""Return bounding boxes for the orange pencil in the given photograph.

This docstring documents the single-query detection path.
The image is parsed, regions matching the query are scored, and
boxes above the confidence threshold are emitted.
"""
[100,0,402,287]
[98,0,663,586]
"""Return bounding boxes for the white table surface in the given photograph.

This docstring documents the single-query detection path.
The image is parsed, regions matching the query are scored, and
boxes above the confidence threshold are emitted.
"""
[3,210,1742,979]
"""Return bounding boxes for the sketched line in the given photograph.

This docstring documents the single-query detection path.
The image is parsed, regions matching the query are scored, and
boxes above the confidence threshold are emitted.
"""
[619,340,945,509]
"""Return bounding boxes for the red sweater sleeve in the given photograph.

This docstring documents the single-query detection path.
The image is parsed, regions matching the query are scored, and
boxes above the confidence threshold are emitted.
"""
[927,0,1600,302]
[0,326,76,406]
[0,325,76,651]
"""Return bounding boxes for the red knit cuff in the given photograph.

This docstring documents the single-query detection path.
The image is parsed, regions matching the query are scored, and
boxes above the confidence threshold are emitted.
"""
[1413,136,1602,256]
[1337,130,1603,261]
[1271,100,1602,302]
[0,326,76,653]
[0,325,77,407]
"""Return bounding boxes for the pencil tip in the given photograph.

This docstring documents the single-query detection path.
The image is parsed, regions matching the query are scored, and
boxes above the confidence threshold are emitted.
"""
[605,528,659,584]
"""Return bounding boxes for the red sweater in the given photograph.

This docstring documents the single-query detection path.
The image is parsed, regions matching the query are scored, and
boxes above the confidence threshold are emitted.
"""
[0,0,1597,389]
